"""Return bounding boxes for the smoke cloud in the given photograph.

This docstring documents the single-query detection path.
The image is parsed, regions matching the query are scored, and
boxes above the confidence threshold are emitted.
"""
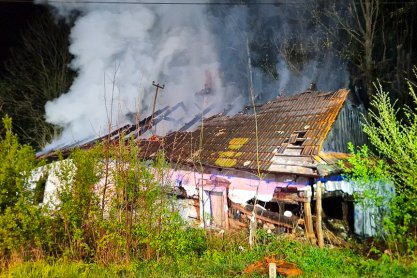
[39,1,348,150]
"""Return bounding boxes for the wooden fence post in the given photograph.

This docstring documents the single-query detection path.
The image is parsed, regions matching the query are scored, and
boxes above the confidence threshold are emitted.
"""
[269,263,277,278]
[304,196,316,245]
[316,181,324,248]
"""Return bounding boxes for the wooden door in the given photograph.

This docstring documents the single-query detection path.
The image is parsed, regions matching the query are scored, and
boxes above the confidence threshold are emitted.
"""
[210,191,225,227]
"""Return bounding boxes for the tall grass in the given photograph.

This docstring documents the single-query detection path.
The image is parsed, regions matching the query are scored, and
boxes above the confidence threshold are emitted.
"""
[3,234,417,277]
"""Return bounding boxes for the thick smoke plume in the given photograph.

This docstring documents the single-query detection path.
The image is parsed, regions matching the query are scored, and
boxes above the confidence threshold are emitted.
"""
[39,1,348,150]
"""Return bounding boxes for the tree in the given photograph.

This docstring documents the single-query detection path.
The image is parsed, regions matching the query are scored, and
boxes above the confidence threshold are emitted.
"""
[0,10,74,150]
[314,0,417,105]
[313,0,380,102]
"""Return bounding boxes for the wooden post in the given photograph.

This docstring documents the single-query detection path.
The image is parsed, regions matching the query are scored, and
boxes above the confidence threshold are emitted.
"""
[223,189,229,230]
[278,202,285,215]
[269,263,277,278]
[304,199,316,245]
[316,181,324,248]
[198,180,205,228]
[342,200,350,231]
[249,211,256,248]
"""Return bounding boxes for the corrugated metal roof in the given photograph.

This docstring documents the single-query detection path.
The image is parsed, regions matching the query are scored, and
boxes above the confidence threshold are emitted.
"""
[137,89,350,175]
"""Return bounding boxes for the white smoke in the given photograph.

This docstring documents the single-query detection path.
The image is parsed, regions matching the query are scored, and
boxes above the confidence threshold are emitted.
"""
[276,55,349,95]
[38,1,349,151]
[40,1,240,151]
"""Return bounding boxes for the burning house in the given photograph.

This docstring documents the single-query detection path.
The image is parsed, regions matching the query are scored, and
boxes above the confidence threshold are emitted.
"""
[129,87,369,236]
[38,86,366,239]
[38,86,377,240]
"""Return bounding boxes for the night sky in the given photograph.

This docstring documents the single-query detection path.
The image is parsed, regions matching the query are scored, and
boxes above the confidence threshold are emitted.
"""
[0,2,45,75]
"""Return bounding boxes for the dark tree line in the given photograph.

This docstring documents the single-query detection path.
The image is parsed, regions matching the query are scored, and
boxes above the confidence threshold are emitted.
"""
[0,9,74,150]
[313,0,417,106]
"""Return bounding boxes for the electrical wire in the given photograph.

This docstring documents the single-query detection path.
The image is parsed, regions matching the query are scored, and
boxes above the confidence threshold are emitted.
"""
[0,0,416,5]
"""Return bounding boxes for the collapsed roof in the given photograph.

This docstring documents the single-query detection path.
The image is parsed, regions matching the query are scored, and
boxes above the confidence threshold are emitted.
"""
[39,88,361,177]
[137,89,354,177]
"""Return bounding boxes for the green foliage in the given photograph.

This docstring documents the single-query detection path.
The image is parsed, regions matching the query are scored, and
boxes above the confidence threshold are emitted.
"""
[363,81,417,255]
[0,203,43,255]
[52,146,102,260]
[1,260,137,278]
[0,117,38,211]
[343,78,417,255]
[4,235,417,277]
[255,228,276,245]
[36,137,208,263]
[340,143,392,237]
[342,143,389,186]
[364,82,417,194]
[0,117,45,257]
[0,122,209,264]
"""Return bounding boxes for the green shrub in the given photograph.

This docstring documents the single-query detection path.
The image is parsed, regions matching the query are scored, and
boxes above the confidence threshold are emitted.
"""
[343,79,417,256]
[0,117,38,212]
[0,117,45,259]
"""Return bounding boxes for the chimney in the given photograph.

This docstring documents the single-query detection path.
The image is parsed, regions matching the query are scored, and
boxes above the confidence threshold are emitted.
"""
[307,82,317,92]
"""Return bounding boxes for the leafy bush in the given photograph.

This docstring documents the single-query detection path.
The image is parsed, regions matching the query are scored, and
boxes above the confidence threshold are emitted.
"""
[363,82,417,255]
[0,120,209,265]
[343,77,417,256]
[0,117,38,212]
[341,143,392,237]
[0,117,44,259]
[42,138,208,263]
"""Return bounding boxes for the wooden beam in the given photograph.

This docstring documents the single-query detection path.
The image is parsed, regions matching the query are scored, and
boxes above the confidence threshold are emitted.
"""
[267,164,317,176]
[230,202,295,229]
[342,200,350,232]
[270,155,315,166]
[273,191,309,204]
[304,200,316,245]
[316,181,324,248]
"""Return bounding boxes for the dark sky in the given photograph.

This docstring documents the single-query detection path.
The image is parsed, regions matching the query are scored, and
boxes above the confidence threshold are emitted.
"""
[0,2,45,75]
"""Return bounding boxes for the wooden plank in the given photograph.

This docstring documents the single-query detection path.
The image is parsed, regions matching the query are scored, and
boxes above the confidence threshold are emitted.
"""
[230,203,295,229]
[268,164,317,176]
[289,133,298,144]
[273,191,309,204]
[270,156,316,167]
[282,148,302,155]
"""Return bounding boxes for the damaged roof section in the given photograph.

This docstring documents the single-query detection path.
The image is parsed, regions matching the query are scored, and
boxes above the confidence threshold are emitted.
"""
[137,89,352,176]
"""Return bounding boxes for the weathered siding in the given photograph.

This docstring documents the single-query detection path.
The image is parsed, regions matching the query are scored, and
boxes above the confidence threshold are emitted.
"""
[322,101,368,153]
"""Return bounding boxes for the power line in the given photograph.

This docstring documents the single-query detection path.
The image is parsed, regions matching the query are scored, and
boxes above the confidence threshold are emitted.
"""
[0,0,416,5]
[1,0,298,4]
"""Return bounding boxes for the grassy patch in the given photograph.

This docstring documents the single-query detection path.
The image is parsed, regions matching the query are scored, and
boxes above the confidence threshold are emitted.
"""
[3,236,417,277]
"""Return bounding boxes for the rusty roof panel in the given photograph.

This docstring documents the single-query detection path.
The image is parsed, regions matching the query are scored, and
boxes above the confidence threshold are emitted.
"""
[136,89,349,175]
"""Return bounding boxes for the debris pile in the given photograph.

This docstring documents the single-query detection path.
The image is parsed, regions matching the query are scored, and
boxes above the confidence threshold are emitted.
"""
[243,255,302,277]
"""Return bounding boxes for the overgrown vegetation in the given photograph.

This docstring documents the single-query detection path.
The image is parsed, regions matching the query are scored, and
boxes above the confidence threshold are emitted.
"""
[2,235,417,277]
[0,119,208,269]
[1,114,417,277]
[342,75,417,256]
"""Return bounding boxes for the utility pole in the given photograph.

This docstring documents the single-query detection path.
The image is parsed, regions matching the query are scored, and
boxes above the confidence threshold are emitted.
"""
[151,81,165,132]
